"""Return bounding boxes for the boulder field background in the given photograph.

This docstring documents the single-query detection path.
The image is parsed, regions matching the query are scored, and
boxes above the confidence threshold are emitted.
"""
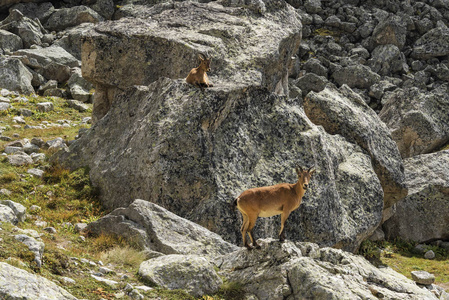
[1,0,449,298]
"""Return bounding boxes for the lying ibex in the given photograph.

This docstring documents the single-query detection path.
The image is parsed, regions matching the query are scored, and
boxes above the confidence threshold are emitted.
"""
[185,54,213,89]
[233,166,315,249]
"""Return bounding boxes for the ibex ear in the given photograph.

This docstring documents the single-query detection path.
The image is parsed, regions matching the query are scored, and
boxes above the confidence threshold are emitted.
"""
[310,168,316,176]
[295,165,303,176]
[198,54,205,61]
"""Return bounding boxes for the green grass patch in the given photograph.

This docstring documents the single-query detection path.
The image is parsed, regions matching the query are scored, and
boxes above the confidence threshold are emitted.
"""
[359,240,449,291]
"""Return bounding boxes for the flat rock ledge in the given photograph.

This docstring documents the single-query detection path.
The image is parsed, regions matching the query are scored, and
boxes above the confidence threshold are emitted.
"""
[0,262,78,300]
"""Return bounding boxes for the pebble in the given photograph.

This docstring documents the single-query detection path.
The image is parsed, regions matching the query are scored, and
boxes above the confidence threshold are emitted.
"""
[43,227,57,234]
[424,250,435,260]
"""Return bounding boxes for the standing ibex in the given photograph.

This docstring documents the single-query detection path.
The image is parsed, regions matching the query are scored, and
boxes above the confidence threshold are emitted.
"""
[233,166,315,249]
[185,54,213,89]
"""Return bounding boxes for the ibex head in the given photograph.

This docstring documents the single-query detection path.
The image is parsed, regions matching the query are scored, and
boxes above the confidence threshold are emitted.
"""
[295,165,315,190]
[198,53,212,72]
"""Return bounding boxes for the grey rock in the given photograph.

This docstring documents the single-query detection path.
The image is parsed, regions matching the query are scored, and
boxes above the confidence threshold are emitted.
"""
[53,23,94,60]
[27,168,44,178]
[302,58,328,77]
[12,116,25,124]
[74,222,87,233]
[332,64,380,89]
[0,205,18,225]
[219,239,438,300]
[14,234,45,267]
[0,96,10,103]
[99,266,114,274]
[349,46,370,60]
[0,29,23,52]
[0,200,26,222]
[87,199,238,257]
[43,88,66,98]
[412,271,436,285]
[66,99,89,112]
[424,250,436,260]
[14,45,80,69]
[383,151,449,243]
[19,108,33,117]
[56,78,384,252]
[4,146,23,154]
[44,6,104,31]
[304,0,322,14]
[369,81,397,100]
[42,62,71,83]
[30,152,46,163]
[81,1,302,121]
[412,25,449,59]
[43,227,57,234]
[368,227,385,242]
[0,189,12,196]
[0,57,35,95]
[31,137,45,148]
[0,103,11,111]
[9,2,55,23]
[0,9,44,48]
[0,262,78,299]
[7,151,33,166]
[90,274,118,288]
[295,73,328,96]
[89,0,115,19]
[60,276,75,284]
[46,137,68,152]
[23,143,40,154]
[379,86,449,158]
[139,254,222,297]
[36,101,54,112]
[70,85,91,102]
[368,44,408,76]
[38,79,58,93]
[304,85,407,209]
[371,15,407,49]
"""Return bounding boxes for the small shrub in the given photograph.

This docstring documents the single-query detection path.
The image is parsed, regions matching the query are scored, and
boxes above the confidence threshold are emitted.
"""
[218,281,245,300]
[358,240,381,261]
[0,171,19,184]
[99,246,146,269]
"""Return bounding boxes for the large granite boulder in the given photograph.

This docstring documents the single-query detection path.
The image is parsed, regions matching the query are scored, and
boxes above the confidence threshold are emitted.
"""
[218,239,437,300]
[383,151,449,243]
[56,78,383,252]
[304,85,407,209]
[0,262,78,300]
[81,0,302,122]
[87,199,238,257]
[0,56,34,95]
[379,86,449,158]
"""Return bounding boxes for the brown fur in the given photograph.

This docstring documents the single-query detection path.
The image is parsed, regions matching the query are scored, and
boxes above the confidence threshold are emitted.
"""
[235,166,315,249]
[185,54,213,89]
